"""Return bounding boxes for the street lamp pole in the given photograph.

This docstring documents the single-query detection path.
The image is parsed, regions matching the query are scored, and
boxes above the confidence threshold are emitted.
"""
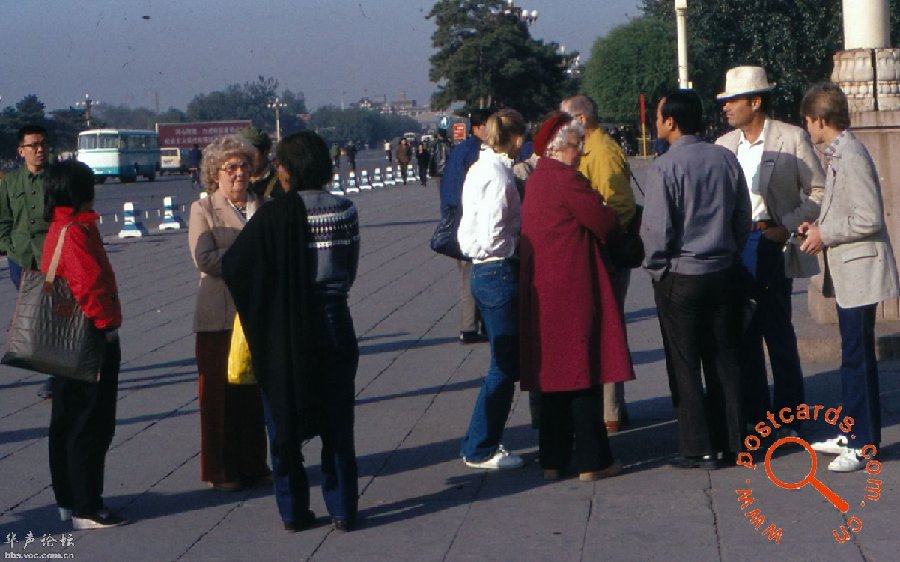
[76,93,95,128]
[267,98,288,142]
[675,0,690,89]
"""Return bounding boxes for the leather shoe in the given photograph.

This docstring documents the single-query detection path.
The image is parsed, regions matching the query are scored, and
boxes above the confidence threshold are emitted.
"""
[460,331,489,345]
[332,518,355,532]
[284,510,317,532]
[669,454,719,470]
[207,481,242,492]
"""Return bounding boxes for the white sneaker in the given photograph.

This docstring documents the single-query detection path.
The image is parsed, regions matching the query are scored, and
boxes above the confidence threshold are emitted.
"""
[464,445,524,470]
[828,449,865,473]
[810,435,849,455]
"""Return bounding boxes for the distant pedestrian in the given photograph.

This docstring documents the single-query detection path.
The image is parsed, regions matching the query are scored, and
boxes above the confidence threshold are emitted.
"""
[0,125,54,399]
[384,139,392,162]
[798,83,900,472]
[331,143,341,170]
[520,112,632,481]
[415,143,429,185]
[188,135,270,493]
[395,138,411,184]
[187,144,202,189]
[223,131,361,532]
[642,90,750,470]
[43,161,125,529]
[346,142,357,172]
[457,109,527,470]
[429,130,451,178]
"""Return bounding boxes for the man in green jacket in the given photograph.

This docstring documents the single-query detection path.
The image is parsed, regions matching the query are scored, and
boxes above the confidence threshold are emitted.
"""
[0,124,52,398]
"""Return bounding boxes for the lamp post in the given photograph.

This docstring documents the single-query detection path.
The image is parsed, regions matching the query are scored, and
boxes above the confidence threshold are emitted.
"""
[267,98,288,142]
[76,93,95,128]
[502,0,538,27]
[675,0,690,89]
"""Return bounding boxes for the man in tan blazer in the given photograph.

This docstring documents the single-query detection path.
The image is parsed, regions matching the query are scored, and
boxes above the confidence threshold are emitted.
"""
[715,66,825,433]
[798,83,899,472]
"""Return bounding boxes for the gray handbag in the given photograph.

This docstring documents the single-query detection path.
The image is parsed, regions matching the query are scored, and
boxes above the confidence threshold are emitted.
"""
[2,224,105,382]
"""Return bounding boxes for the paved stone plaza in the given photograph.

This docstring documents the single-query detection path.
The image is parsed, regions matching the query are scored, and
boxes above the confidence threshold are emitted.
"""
[1,172,898,561]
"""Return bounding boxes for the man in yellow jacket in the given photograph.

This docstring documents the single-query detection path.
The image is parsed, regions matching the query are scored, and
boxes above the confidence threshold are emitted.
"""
[560,95,637,434]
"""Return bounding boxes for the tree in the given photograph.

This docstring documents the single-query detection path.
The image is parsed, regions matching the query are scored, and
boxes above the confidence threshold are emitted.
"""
[639,0,842,122]
[186,76,307,134]
[583,17,676,123]
[427,0,577,121]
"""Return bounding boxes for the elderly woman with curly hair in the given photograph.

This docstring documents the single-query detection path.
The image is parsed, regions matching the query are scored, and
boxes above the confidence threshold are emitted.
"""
[188,135,270,492]
[519,112,634,481]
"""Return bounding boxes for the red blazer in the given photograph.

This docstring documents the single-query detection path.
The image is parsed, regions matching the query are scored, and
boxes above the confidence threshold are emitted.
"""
[41,207,121,330]
[519,157,634,392]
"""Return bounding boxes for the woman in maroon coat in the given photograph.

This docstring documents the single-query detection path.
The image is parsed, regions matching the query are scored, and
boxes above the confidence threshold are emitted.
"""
[519,112,634,481]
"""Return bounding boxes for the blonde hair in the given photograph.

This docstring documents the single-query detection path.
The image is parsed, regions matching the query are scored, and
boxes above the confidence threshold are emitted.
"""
[483,109,526,157]
[200,135,256,193]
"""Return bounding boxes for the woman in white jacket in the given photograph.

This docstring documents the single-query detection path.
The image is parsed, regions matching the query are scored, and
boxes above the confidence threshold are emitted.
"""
[457,109,527,470]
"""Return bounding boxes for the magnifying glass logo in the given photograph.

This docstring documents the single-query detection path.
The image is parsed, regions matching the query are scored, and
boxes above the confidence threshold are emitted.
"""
[764,437,849,513]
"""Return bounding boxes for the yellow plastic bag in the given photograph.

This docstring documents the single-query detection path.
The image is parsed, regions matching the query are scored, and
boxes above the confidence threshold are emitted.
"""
[227,315,257,385]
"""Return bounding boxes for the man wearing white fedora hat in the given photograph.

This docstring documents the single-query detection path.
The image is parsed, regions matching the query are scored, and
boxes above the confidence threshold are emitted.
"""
[715,66,825,435]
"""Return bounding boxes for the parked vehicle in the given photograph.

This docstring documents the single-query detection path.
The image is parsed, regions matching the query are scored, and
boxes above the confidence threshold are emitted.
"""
[160,147,188,174]
[77,129,161,183]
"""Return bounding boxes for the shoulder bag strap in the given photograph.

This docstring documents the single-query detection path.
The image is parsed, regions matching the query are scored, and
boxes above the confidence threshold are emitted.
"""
[45,223,73,284]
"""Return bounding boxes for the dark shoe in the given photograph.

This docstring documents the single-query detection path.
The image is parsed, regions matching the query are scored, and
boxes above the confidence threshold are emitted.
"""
[460,331,489,345]
[72,509,127,530]
[543,469,562,481]
[38,378,53,399]
[579,460,623,481]
[284,510,317,532]
[669,454,719,470]
[243,473,273,488]
[332,518,355,532]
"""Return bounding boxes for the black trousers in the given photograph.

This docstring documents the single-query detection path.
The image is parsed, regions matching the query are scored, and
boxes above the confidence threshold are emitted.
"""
[654,270,743,457]
[740,232,805,426]
[539,387,613,473]
[49,339,121,515]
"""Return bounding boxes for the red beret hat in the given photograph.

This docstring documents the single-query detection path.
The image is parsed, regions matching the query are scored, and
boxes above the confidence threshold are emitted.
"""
[533,111,573,156]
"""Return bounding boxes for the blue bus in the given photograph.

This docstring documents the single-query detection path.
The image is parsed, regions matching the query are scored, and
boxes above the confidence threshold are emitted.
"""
[77,129,161,183]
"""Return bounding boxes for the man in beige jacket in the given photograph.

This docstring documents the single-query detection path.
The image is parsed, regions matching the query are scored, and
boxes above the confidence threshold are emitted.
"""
[798,83,899,472]
[716,67,825,433]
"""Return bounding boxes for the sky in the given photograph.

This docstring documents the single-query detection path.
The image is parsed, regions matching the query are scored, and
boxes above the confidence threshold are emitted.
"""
[1,0,644,113]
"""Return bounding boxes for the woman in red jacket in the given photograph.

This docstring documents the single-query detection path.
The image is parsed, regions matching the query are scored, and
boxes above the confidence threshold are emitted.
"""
[519,113,635,481]
[42,161,125,530]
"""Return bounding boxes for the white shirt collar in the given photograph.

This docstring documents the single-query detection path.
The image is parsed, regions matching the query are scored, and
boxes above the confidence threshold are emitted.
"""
[738,118,769,148]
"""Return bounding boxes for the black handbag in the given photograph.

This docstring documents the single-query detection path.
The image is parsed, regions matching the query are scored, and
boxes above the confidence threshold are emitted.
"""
[2,224,105,382]
[607,204,645,269]
[430,206,470,261]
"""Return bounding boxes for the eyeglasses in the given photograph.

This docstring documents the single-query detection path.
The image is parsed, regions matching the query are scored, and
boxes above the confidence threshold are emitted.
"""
[20,142,48,150]
[219,161,250,174]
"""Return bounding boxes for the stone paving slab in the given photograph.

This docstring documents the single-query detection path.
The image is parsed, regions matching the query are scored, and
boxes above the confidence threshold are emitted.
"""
[0,172,898,561]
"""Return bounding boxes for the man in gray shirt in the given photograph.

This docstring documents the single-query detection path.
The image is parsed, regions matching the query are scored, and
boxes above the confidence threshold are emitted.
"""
[641,90,751,469]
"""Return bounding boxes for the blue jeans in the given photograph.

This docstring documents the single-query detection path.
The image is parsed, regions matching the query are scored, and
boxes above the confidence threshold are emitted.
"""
[837,304,881,447]
[261,298,359,524]
[460,259,519,461]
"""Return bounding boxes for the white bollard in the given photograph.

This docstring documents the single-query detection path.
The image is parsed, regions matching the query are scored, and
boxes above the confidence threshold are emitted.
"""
[407,164,416,185]
[396,165,405,185]
[346,171,360,194]
[118,202,148,238]
[372,168,384,188]
[330,173,345,195]
[159,196,185,230]
[359,170,372,190]
[384,166,395,186]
